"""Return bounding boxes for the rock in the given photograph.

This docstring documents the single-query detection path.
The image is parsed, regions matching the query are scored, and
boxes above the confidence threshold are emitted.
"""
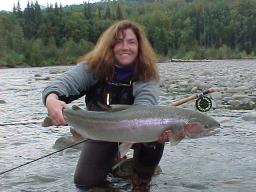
[53,135,83,150]
[211,92,222,100]
[225,86,250,94]
[35,76,50,81]
[0,100,6,104]
[226,102,256,110]
[41,116,53,127]
[242,112,256,121]
[111,158,162,178]
[230,94,249,100]
[200,71,213,77]
[192,81,210,90]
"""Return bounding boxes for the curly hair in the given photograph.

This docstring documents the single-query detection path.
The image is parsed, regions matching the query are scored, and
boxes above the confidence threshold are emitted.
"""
[78,20,159,81]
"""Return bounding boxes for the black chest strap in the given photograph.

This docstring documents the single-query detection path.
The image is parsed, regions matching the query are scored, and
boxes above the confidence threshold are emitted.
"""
[85,79,134,111]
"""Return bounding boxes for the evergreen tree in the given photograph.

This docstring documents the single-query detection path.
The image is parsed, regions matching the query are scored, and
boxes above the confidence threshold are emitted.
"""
[105,5,111,18]
[1,0,256,67]
[116,3,123,19]
[84,2,92,19]
[97,6,103,18]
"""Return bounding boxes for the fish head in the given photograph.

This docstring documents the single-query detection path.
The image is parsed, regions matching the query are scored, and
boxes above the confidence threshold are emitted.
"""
[185,111,220,138]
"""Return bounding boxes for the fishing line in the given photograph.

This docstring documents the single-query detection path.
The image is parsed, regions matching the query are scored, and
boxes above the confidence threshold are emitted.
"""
[0,138,89,176]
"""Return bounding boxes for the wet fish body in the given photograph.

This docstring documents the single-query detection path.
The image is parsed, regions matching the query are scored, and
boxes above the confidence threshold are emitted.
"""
[63,105,220,143]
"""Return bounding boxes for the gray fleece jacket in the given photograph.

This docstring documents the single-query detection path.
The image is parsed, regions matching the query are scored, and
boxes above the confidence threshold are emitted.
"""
[42,64,159,106]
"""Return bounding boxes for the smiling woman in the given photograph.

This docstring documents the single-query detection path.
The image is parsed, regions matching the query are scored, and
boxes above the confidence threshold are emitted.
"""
[42,20,163,191]
[78,20,159,81]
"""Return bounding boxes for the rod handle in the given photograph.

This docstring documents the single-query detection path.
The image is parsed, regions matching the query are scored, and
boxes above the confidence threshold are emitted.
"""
[171,87,217,107]
[171,95,197,106]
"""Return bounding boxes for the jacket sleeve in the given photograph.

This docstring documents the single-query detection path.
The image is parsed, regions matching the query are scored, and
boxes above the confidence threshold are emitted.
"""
[42,63,97,105]
[133,80,159,105]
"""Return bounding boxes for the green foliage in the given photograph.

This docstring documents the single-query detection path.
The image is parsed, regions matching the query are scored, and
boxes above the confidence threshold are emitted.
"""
[105,5,112,18]
[0,0,256,67]
[6,51,26,66]
[116,3,123,19]
[29,38,45,66]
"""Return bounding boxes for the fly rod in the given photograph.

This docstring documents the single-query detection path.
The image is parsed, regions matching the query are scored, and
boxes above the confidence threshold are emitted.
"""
[171,87,217,111]
[0,138,89,176]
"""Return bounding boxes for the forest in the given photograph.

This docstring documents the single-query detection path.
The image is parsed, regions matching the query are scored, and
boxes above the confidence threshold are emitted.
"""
[0,0,255,67]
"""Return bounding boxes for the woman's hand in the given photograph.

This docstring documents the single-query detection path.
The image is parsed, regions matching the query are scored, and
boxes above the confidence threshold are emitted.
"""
[45,93,67,126]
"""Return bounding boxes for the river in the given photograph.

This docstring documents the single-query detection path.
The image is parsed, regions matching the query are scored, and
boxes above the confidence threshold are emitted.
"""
[0,60,255,192]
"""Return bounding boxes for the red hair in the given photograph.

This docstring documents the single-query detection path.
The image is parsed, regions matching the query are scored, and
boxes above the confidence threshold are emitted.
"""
[78,20,159,81]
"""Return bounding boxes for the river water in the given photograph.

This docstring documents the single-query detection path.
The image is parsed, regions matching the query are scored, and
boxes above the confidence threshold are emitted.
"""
[0,60,255,192]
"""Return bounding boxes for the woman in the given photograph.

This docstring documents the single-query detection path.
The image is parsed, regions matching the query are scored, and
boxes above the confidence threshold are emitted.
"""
[42,20,167,191]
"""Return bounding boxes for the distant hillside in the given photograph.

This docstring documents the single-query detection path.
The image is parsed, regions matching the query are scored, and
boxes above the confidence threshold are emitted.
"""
[1,0,255,67]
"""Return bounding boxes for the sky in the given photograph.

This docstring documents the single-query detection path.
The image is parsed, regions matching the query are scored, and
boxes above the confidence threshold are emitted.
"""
[0,0,99,12]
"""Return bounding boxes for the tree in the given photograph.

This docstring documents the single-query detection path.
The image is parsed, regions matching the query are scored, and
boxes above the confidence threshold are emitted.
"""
[116,3,123,19]
[29,38,45,65]
[105,5,111,18]
[84,2,92,19]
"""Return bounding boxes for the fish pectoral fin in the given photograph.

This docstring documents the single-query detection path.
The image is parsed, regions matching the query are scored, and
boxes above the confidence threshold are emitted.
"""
[118,142,133,158]
[167,128,186,146]
[169,138,183,146]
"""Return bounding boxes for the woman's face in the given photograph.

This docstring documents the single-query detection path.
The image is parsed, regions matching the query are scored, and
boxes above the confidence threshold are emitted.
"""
[113,28,139,66]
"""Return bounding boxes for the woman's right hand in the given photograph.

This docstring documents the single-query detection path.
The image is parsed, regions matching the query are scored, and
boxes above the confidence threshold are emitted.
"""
[45,93,67,126]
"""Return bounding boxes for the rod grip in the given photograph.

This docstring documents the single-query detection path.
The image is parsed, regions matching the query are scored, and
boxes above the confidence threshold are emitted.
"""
[171,87,217,107]
[171,95,197,106]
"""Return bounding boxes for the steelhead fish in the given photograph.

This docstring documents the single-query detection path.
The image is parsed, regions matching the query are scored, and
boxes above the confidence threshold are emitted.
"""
[63,105,220,144]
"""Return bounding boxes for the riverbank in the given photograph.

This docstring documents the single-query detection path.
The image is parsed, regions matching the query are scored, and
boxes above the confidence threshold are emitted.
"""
[1,58,256,69]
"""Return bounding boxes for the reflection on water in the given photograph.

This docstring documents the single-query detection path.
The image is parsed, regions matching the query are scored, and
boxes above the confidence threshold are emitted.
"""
[0,60,256,192]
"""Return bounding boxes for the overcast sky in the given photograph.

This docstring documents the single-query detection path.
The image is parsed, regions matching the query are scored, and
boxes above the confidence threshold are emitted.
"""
[0,0,99,11]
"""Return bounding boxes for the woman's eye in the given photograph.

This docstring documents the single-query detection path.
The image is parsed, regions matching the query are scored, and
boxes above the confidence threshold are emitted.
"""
[128,40,136,45]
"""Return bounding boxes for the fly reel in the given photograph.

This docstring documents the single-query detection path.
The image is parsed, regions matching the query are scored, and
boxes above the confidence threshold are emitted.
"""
[195,96,212,112]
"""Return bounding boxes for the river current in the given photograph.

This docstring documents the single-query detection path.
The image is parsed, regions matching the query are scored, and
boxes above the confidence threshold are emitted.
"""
[0,60,255,192]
